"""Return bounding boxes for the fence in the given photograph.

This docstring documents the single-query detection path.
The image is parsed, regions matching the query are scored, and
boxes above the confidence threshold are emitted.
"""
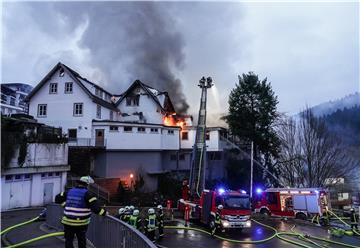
[46,204,156,248]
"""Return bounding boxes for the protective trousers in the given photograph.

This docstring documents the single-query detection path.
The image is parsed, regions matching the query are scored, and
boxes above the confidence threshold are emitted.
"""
[64,224,88,248]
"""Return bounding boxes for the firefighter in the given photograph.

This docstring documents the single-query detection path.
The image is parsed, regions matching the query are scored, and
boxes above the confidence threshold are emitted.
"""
[157,205,164,239]
[182,180,190,201]
[129,209,142,230]
[350,208,358,230]
[123,206,131,223]
[118,208,126,221]
[55,176,107,248]
[145,208,157,242]
[211,204,223,236]
[129,205,135,214]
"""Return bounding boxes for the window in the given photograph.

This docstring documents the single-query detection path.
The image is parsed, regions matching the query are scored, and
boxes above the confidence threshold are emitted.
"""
[209,152,222,160]
[48,172,53,177]
[150,128,158,133]
[266,192,278,205]
[137,127,146,132]
[206,132,210,140]
[5,175,12,181]
[179,154,185,160]
[215,196,223,206]
[55,172,60,176]
[96,105,101,119]
[41,173,46,178]
[181,131,188,140]
[73,103,83,116]
[49,83,58,94]
[10,97,15,106]
[110,126,119,131]
[14,174,22,180]
[68,129,77,140]
[170,154,177,161]
[124,126,132,132]
[95,88,103,98]
[59,68,65,77]
[126,95,140,106]
[65,82,73,93]
[168,130,174,135]
[24,174,31,180]
[37,104,47,117]
[109,111,114,121]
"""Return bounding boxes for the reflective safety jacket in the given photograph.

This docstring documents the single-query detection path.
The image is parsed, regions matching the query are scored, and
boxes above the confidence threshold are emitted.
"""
[350,212,358,224]
[146,214,156,231]
[55,186,106,227]
[129,215,141,229]
[157,210,164,227]
[215,212,221,224]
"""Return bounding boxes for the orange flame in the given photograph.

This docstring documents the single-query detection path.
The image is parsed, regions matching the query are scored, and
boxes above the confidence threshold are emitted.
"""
[163,115,185,128]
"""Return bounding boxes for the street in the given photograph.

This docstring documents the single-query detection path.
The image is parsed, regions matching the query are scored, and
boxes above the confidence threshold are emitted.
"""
[158,218,360,248]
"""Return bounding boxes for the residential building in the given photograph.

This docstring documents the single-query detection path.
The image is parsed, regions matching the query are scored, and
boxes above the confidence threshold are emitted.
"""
[1,83,33,115]
[1,116,69,210]
[26,62,230,192]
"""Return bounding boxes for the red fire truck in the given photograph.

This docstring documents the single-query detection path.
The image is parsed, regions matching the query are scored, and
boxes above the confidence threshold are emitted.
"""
[254,188,330,220]
[180,188,252,230]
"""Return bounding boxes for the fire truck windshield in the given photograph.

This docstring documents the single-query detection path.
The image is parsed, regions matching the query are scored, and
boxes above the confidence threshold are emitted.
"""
[223,196,250,209]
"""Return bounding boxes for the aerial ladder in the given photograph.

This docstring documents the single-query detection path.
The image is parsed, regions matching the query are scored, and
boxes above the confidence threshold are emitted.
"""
[189,76,213,197]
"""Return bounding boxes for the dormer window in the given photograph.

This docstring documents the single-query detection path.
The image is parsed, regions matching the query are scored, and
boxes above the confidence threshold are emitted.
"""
[49,83,58,94]
[59,68,65,77]
[95,88,103,98]
[126,95,140,106]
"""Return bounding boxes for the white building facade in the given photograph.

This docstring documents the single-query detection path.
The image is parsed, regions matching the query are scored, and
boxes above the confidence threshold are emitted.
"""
[26,62,229,191]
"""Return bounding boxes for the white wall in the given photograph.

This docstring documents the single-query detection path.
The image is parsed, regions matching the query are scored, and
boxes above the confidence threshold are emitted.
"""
[117,87,164,124]
[28,68,113,138]
[1,172,66,210]
[93,123,180,150]
[9,144,68,168]
[180,129,222,151]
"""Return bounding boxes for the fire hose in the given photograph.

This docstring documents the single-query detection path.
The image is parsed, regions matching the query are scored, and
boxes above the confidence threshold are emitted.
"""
[2,214,359,248]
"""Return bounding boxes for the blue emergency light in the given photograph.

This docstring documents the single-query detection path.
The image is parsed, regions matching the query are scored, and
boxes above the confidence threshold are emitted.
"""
[218,188,225,194]
[256,188,263,194]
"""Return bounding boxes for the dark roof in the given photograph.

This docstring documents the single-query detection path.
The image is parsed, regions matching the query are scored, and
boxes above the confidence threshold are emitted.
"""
[1,83,33,93]
[25,62,118,111]
[115,80,176,114]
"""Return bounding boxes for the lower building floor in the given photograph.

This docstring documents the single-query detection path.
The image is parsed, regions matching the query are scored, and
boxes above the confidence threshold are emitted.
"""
[1,166,69,211]
[91,149,228,192]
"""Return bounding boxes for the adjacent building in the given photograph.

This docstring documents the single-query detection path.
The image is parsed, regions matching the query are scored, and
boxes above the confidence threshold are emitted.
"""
[25,62,231,192]
[1,116,69,210]
[1,83,33,115]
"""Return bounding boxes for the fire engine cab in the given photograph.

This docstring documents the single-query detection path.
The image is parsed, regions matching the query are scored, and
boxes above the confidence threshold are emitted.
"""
[180,188,252,230]
[254,188,330,220]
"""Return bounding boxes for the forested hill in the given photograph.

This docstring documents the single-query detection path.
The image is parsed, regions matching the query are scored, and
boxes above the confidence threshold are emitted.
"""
[322,105,360,146]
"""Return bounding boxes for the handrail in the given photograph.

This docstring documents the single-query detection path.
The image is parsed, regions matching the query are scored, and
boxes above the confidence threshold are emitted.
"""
[46,204,156,248]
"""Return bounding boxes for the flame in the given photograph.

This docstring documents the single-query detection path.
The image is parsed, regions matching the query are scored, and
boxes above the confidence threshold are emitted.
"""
[163,115,185,128]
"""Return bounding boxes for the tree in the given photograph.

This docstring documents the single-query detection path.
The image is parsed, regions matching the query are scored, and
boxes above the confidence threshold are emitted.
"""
[223,72,280,186]
[276,108,358,187]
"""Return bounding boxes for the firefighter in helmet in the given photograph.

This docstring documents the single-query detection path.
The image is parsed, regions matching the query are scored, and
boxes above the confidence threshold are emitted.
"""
[350,208,358,230]
[118,208,126,221]
[129,209,142,230]
[211,204,223,236]
[145,208,157,242]
[123,206,131,223]
[157,205,164,239]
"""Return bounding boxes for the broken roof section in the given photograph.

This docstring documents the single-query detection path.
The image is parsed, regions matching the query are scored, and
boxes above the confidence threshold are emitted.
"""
[115,79,176,114]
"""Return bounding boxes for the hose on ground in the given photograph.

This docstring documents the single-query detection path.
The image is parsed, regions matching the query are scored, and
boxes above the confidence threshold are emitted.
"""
[4,232,64,248]
[0,216,39,236]
[327,209,360,236]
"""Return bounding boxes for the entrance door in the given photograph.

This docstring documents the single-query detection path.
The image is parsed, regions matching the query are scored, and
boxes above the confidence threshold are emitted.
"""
[68,129,77,141]
[43,183,54,205]
[95,129,105,147]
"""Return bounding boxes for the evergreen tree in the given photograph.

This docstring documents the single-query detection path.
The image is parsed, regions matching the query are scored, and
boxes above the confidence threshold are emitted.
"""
[223,72,280,186]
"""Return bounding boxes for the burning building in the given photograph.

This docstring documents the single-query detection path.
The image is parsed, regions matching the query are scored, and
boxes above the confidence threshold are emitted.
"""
[25,62,232,195]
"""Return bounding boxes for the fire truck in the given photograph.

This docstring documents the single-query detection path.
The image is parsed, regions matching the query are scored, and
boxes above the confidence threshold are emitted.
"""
[254,188,330,220]
[180,188,252,230]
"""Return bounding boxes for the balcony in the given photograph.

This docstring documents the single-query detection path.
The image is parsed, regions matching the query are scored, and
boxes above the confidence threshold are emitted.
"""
[68,138,107,148]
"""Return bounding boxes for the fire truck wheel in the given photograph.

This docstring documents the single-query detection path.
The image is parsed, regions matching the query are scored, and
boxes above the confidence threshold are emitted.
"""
[260,209,270,217]
[296,212,307,220]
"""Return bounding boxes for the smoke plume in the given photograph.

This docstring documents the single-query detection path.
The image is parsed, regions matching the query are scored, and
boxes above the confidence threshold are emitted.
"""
[55,2,189,113]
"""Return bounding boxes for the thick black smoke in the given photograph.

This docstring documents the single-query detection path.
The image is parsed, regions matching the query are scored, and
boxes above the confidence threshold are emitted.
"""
[53,2,189,113]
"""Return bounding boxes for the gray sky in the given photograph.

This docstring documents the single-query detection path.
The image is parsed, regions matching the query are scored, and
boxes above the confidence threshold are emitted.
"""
[2,1,359,123]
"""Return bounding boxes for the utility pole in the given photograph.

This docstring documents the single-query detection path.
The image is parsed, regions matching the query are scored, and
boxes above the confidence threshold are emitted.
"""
[250,141,254,199]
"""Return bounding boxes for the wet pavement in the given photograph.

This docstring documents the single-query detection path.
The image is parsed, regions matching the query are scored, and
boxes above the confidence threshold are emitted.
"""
[157,218,360,248]
[1,208,64,247]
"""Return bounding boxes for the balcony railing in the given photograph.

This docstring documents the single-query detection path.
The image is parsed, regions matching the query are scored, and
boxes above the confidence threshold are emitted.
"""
[68,138,107,148]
